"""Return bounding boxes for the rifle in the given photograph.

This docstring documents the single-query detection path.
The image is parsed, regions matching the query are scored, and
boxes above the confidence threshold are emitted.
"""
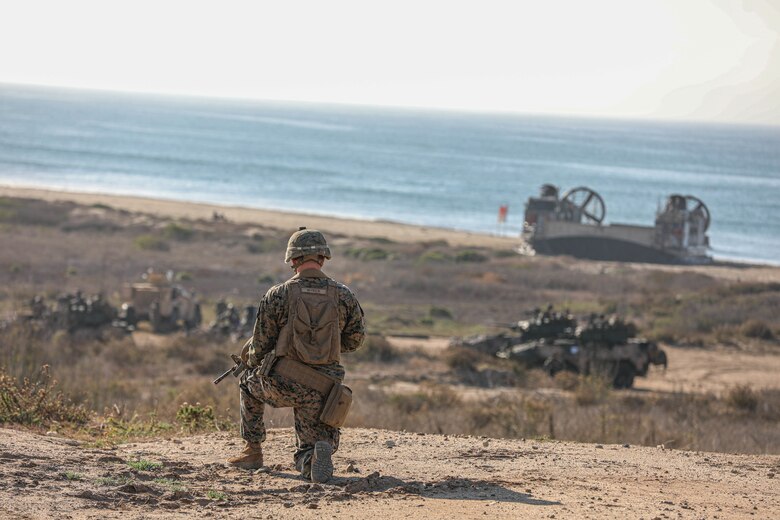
[213,354,249,385]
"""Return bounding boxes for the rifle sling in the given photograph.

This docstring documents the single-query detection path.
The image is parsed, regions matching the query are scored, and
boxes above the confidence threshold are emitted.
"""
[272,357,336,395]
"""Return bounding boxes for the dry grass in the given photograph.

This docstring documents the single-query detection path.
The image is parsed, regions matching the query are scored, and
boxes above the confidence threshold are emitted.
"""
[347,379,780,453]
[1,196,779,453]
[0,364,89,427]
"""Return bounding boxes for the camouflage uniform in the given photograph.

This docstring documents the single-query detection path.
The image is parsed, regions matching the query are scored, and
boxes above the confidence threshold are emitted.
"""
[239,268,365,469]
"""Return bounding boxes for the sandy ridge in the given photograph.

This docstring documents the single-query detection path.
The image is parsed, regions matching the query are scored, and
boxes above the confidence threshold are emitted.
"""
[0,186,521,249]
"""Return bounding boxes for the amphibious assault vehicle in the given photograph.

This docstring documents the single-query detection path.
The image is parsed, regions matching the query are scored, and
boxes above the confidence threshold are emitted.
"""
[522,185,711,264]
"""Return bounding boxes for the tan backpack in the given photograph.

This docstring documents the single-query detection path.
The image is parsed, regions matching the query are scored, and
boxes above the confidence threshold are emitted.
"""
[275,281,341,365]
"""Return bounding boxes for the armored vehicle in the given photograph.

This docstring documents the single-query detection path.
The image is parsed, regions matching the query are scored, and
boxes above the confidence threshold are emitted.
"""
[451,306,576,356]
[497,316,667,388]
[14,292,117,333]
[500,337,667,388]
[522,185,711,264]
[120,271,202,333]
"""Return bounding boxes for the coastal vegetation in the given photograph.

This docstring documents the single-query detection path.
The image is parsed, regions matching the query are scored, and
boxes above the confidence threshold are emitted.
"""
[0,196,778,454]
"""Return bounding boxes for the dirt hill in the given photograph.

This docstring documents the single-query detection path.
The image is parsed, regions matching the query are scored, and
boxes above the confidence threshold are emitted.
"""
[1,427,777,519]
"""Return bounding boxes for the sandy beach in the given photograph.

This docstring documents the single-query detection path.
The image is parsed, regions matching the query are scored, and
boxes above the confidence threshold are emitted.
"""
[0,185,521,249]
[4,184,779,285]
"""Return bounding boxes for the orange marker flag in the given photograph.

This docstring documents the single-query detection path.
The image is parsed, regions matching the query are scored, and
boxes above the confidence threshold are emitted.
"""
[498,204,509,223]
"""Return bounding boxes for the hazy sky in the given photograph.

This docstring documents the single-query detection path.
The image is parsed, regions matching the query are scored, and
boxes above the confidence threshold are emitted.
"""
[1,0,778,124]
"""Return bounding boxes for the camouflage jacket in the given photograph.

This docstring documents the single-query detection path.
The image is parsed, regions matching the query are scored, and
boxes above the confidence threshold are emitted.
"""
[247,269,365,376]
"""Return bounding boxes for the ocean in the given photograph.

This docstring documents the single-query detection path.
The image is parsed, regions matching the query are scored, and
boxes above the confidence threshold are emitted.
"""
[1,84,778,264]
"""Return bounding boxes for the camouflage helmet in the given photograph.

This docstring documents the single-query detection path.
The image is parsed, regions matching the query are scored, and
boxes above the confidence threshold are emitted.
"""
[284,227,332,263]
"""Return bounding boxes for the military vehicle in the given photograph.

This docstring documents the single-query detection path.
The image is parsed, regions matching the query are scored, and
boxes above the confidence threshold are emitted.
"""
[452,306,576,356]
[497,316,667,388]
[209,301,256,338]
[522,185,711,264]
[120,270,202,333]
[15,292,117,333]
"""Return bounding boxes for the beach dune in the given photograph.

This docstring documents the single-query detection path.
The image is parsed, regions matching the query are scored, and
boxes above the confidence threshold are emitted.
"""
[0,186,521,249]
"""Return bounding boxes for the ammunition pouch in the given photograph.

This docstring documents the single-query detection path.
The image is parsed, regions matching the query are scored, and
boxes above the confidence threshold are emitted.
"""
[320,383,352,428]
[259,351,277,377]
[270,357,352,428]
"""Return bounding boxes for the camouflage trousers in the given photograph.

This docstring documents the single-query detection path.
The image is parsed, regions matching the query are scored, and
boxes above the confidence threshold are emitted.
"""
[239,367,340,468]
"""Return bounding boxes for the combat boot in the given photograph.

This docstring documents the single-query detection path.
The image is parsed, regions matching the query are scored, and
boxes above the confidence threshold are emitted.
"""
[226,441,263,470]
[310,441,334,483]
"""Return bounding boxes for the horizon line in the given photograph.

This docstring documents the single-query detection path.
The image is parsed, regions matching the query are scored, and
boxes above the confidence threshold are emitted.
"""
[2,80,777,130]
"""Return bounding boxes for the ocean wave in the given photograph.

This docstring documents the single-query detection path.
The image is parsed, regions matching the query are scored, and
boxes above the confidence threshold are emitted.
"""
[561,161,780,189]
[177,111,355,132]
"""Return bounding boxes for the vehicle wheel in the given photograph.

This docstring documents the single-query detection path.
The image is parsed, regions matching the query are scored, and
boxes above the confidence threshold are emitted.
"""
[170,307,180,330]
[124,304,138,327]
[543,357,564,377]
[192,303,202,327]
[149,302,162,333]
[613,361,636,389]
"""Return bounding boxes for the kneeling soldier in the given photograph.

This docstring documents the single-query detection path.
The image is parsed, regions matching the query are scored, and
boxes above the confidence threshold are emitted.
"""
[228,228,365,483]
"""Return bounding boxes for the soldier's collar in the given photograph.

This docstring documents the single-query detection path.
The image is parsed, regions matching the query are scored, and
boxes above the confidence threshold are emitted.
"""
[292,268,329,279]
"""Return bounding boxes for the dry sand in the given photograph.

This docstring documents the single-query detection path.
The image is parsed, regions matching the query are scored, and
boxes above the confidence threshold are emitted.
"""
[1,427,777,520]
[0,186,520,249]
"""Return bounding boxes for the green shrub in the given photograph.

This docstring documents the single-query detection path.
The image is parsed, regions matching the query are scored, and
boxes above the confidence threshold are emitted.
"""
[175,271,193,281]
[257,274,275,285]
[429,306,453,320]
[127,459,163,472]
[417,250,452,264]
[163,222,194,241]
[346,247,390,261]
[368,236,395,245]
[134,235,170,251]
[454,250,488,263]
[95,476,133,486]
[154,478,187,492]
[176,402,216,431]
[0,365,89,427]
[101,414,175,441]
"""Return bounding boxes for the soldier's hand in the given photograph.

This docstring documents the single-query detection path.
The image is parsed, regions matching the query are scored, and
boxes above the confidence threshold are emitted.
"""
[240,338,252,364]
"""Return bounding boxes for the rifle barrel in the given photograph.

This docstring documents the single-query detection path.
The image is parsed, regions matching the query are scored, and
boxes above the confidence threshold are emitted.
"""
[213,366,235,385]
